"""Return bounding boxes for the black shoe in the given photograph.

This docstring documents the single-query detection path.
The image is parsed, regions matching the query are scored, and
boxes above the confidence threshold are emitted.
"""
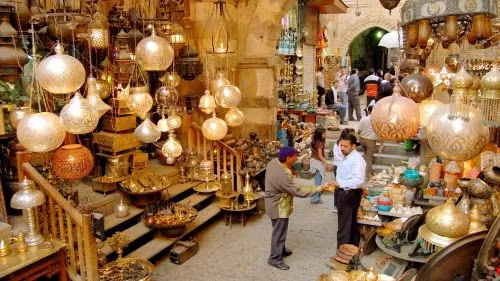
[340,121,348,125]
[268,260,290,270]
[283,248,293,257]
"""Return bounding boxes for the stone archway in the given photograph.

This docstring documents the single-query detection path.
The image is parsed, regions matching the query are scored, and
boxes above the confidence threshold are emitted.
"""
[339,15,398,56]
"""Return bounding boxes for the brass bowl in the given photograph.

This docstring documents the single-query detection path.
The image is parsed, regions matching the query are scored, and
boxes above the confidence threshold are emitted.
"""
[99,258,154,281]
[484,166,500,186]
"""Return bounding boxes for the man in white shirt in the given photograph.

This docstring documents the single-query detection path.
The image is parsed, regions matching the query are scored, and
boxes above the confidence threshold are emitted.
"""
[358,105,378,179]
[316,67,325,107]
[328,134,366,249]
[338,68,349,108]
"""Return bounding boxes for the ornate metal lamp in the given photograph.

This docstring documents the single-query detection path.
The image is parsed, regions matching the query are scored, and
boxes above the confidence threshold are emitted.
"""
[202,0,237,54]
[11,178,46,246]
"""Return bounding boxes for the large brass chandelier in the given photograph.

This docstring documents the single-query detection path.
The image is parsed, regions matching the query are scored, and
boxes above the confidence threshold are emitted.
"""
[400,0,497,49]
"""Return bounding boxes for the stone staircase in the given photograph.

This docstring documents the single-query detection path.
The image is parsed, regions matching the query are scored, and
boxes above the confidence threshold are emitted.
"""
[101,165,220,262]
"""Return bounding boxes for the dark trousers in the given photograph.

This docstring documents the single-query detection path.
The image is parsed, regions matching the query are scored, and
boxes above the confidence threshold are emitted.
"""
[348,93,362,121]
[317,86,325,107]
[366,96,376,110]
[360,137,377,179]
[269,218,289,262]
[335,188,362,248]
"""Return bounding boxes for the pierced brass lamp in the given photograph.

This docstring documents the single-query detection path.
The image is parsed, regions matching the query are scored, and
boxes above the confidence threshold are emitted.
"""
[11,178,46,246]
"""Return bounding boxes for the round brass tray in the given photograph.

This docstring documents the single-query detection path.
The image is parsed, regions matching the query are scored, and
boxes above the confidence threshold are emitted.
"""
[194,174,217,182]
[142,208,198,230]
[194,181,221,193]
[99,258,154,281]
[118,183,169,195]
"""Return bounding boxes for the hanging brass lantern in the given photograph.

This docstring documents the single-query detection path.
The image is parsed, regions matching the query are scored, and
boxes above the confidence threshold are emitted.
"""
[379,0,400,14]
[175,43,203,81]
[169,23,186,46]
[127,86,153,119]
[445,15,458,42]
[480,66,499,127]
[418,20,430,49]
[224,108,244,127]
[202,112,228,141]
[17,112,66,153]
[401,68,434,103]
[86,76,111,118]
[135,28,174,71]
[155,86,178,110]
[36,43,86,95]
[160,72,181,88]
[134,117,161,143]
[371,84,420,141]
[8,107,31,129]
[215,85,241,108]
[128,26,144,52]
[52,144,94,180]
[199,90,217,115]
[202,0,237,54]
[60,92,99,134]
[407,23,418,48]
[88,9,110,49]
[0,5,28,83]
[162,131,183,159]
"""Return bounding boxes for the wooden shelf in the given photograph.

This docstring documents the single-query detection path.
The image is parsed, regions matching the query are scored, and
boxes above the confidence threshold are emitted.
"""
[357,219,382,227]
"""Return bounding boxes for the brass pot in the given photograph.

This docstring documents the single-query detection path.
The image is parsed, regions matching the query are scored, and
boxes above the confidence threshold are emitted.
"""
[484,166,500,186]
[468,178,492,199]
[457,178,471,192]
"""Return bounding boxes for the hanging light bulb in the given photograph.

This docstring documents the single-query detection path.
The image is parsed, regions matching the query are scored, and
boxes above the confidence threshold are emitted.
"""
[157,117,170,132]
[135,28,174,71]
[36,43,85,95]
[134,117,161,143]
[202,112,228,140]
[17,112,66,153]
[210,72,231,94]
[224,108,244,127]
[162,131,183,159]
[202,0,236,54]
[127,86,153,119]
[167,111,182,130]
[60,92,99,134]
[88,9,110,49]
[199,90,217,114]
[86,76,111,118]
[215,85,241,108]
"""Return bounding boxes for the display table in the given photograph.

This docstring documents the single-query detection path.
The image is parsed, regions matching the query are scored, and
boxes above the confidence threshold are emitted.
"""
[0,240,67,280]
[221,203,256,227]
[375,235,427,264]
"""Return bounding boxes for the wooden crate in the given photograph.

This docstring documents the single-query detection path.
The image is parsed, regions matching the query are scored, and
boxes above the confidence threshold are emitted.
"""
[131,151,149,169]
[106,98,133,116]
[93,132,140,153]
[102,115,136,132]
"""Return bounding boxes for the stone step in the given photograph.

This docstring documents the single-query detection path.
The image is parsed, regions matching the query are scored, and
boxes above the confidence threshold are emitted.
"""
[373,153,410,166]
[127,202,221,260]
[104,205,144,231]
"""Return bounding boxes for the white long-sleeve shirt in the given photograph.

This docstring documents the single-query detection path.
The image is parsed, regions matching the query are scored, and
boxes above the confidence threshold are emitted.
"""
[332,143,343,166]
[336,150,366,190]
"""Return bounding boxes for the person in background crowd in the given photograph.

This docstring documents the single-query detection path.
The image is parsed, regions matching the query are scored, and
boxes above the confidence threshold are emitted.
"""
[329,134,366,248]
[347,68,362,121]
[264,147,326,270]
[358,105,378,180]
[364,70,381,111]
[338,68,349,109]
[331,128,356,213]
[376,69,384,79]
[376,73,394,101]
[316,67,325,107]
[310,127,333,204]
[325,82,347,125]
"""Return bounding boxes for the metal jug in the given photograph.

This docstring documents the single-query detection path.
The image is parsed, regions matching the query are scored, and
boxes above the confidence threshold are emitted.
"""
[0,237,12,257]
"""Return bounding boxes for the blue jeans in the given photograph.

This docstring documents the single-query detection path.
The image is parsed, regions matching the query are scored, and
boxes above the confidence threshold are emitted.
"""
[339,92,348,108]
[327,104,347,123]
[311,170,322,203]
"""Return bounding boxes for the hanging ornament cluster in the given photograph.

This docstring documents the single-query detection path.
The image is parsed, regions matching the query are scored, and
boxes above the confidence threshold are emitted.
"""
[199,71,244,140]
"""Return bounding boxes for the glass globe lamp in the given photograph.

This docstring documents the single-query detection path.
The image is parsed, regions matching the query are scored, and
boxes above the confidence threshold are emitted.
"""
[199,90,216,114]
[17,112,65,153]
[209,73,230,94]
[52,144,94,180]
[60,92,99,134]
[160,72,181,88]
[419,99,442,129]
[371,84,420,141]
[215,85,241,108]
[135,28,174,71]
[224,108,244,127]
[134,117,161,143]
[167,111,182,130]
[427,104,489,161]
[36,43,86,94]
[202,113,228,140]
[9,107,31,129]
[162,131,183,159]
[86,76,111,118]
[127,86,153,119]
[155,86,178,110]
[157,117,170,132]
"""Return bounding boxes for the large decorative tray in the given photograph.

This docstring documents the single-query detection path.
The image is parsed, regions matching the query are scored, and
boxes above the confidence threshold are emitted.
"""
[142,204,197,229]
[99,258,154,281]
[193,180,221,193]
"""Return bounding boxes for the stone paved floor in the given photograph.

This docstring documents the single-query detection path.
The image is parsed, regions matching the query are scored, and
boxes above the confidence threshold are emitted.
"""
[153,193,338,281]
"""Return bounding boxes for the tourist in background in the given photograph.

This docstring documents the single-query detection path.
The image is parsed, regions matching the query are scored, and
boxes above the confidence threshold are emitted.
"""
[324,82,347,125]
[347,68,362,121]
[316,66,325,107]
[310,127,333,204]
[376,73,393,101]
[364,70,381,111]
[264,147,326,270]
[338,68,349,109]
[358,105,378,180]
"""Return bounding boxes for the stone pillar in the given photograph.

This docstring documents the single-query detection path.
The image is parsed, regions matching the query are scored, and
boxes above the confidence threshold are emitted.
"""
[234,57,278,140]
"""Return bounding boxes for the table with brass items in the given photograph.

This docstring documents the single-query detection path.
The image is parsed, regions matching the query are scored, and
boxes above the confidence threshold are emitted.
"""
[0,239,67,281]
[221,203,256,227]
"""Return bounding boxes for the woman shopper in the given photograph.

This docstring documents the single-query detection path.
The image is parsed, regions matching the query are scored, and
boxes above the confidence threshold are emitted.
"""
[310,126,332,204]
